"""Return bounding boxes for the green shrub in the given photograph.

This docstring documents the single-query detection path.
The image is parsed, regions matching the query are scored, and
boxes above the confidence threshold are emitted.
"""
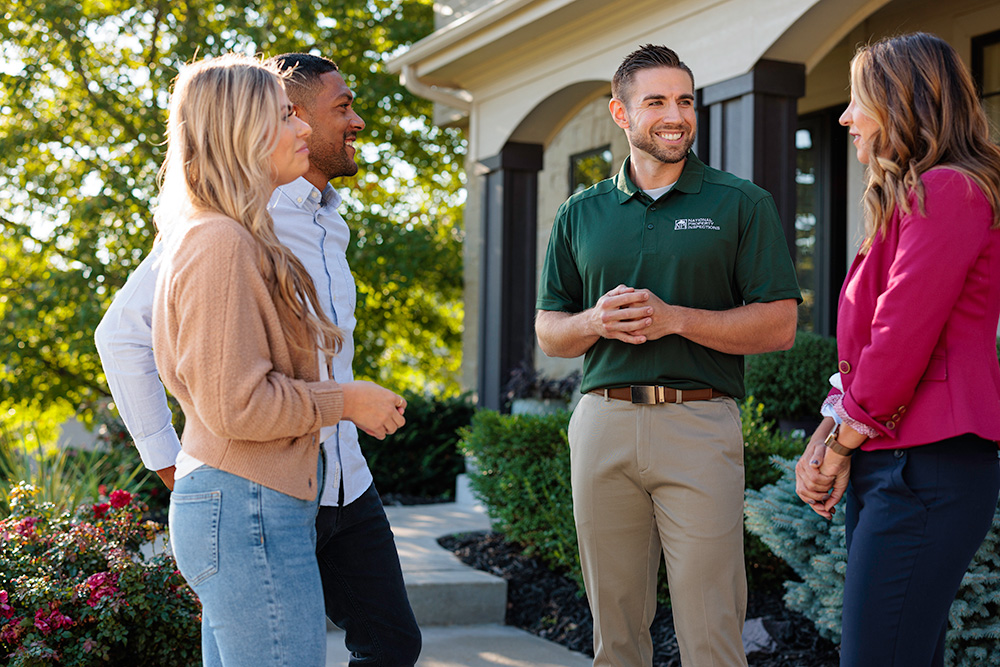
[0,483,201,666]
[461,400,810,598]
[745,458,1000,666]
[360,392,475,500]
[0,425,154,520]
[745,331,838,423]
[741,397,807,592]
[459,410,581,583]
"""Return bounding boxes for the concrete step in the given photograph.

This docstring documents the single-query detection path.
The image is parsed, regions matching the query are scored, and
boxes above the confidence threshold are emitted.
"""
[384,501,507,627]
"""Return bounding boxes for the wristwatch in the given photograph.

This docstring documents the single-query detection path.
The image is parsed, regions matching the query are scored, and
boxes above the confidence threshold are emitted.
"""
[823,424,856,457]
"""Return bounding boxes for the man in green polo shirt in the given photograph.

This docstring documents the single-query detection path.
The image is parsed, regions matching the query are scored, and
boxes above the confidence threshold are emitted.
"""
[536,44,800,667]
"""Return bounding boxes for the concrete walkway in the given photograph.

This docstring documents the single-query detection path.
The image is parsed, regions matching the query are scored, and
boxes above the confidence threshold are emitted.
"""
[324,499,591,667]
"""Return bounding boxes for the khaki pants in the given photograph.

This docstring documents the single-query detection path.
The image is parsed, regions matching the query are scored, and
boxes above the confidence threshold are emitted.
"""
[568,393,748,667]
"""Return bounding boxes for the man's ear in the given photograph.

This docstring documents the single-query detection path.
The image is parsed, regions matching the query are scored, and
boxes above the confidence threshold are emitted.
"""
[609,98,629,130]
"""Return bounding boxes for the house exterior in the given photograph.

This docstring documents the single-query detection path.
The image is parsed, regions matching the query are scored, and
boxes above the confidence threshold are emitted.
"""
[388,0,1000,409]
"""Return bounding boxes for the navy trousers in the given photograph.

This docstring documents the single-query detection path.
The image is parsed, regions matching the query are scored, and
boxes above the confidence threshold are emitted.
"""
[316,483,422,666]
[840,434,999,667]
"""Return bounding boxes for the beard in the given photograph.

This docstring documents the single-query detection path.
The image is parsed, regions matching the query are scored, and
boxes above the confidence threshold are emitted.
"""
[311,138,359,180]
[627,125,695,164]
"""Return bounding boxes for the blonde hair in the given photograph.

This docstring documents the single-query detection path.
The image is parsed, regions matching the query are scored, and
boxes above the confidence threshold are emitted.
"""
[849,32,1000,254]
[156,53,342,356]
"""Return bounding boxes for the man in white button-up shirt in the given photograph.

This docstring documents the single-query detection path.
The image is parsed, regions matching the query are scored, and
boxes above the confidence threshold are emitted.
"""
[95,53,421,665]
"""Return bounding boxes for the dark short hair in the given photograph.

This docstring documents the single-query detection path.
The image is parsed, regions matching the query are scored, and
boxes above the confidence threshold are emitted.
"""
[612,44,694,104]
[266,53,339,105]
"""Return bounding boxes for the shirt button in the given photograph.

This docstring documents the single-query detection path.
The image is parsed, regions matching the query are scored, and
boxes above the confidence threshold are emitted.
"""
[297,197,304,203]
[647,224,654,229]
[839,360,851,374]
[894,449,904,459]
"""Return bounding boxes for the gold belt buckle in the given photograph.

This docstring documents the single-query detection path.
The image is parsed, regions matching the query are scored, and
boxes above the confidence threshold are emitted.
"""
[630,386,657,404]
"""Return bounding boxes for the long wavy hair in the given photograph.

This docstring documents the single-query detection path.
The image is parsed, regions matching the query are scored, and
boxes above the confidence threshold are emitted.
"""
[850,32,1000,253]
[155,53,342,356]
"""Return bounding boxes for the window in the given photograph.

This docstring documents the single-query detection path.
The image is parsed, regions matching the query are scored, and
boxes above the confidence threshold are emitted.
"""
[972,29,1000,143]
[569,146,613,195]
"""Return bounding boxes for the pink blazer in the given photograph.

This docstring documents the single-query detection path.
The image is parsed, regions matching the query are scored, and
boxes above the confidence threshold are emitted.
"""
[832,168,1000,451]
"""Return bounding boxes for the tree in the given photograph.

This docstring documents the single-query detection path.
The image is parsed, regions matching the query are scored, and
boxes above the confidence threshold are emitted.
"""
[0,0,465,426]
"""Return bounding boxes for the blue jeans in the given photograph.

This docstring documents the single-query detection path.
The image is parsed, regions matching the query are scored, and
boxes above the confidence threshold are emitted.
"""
[841,434,1000,667]
[316,483,421,666]
[169,464,326,667]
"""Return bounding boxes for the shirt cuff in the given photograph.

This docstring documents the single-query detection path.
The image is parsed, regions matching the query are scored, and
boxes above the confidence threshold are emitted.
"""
[134,424,183,471]
[821,394,880,439]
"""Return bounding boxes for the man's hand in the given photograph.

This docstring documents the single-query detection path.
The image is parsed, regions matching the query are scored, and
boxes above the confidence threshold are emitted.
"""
[536,285,654,358]
[585,284,654,344]
[627,292,797,354]
[341,381,407,440]
[155,465,176,491]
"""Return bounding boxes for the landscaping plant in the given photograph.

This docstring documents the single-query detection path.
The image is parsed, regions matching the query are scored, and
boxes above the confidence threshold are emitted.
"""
[0,483,201,666]
[745,457,1000,666]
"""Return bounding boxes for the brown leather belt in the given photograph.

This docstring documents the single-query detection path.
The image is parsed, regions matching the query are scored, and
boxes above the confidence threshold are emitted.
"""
[589,386,726,405]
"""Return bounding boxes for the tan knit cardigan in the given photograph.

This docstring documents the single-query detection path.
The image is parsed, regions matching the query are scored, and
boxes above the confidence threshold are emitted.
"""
[152,212,344,500]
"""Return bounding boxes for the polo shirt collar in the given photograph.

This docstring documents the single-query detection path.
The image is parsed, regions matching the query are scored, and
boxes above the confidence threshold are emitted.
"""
[614,151,706,204]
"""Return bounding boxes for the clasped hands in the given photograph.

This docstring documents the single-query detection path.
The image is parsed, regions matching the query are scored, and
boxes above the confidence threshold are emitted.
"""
[795,421,852,520]
[588,284,679,345]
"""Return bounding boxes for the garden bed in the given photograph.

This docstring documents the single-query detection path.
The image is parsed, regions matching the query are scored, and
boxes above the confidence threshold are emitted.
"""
[439,531,840,667]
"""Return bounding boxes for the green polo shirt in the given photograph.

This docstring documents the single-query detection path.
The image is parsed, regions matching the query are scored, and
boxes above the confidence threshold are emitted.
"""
[536,152,801,398]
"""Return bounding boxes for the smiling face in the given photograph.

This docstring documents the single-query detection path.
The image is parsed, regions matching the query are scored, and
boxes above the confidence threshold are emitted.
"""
[611,66,696,176]
[294,70,365,189]
[839,95,880,165]
[269,88,313,188]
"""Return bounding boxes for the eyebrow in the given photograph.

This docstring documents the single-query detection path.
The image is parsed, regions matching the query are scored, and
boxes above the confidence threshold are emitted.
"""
[640,93,695,103]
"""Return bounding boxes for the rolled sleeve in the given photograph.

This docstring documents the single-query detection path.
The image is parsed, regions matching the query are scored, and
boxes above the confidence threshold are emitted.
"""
[95,246,181,471]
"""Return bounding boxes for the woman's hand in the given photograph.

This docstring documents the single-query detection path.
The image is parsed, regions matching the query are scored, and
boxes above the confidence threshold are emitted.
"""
[796,417,864,519]
[795,418,840,519]
[341,381,406,440]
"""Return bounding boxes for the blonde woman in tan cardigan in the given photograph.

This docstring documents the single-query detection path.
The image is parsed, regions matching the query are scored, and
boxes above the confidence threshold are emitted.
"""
[151,54,405,667]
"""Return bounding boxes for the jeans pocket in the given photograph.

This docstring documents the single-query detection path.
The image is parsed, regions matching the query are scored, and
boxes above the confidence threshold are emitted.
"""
[169,491,222,587]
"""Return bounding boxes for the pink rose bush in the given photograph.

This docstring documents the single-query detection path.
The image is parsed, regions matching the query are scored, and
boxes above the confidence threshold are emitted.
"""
[0,483,201,666]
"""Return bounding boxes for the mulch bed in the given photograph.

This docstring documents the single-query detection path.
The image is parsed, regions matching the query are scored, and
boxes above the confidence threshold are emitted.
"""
[438,531,840,667]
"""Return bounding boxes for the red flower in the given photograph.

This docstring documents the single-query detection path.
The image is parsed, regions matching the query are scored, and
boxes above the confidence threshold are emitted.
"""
[84,572,119,607]
[98,484,107,496]
[0,591,13,620]
[109,490,133,509]
[33,609,52,635]
[92,503,110,519]
[14,517,39,538]
[0,616,23,644]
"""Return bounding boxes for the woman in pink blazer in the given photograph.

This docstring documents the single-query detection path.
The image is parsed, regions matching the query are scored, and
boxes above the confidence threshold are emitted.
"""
[795,33,1000,667]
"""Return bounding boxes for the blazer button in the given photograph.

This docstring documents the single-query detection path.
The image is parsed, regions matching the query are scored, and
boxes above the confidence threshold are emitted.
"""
[839,360,851,374]
[886,421,896,430]
[891,413,900,421]
[898,406,907,414]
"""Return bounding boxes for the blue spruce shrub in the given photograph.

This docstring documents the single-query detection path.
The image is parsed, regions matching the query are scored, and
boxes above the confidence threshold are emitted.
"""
[746,456,1000,666]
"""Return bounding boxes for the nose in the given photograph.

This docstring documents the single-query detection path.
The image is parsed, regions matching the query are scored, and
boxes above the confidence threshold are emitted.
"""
[839,101,853,127]
[296,116,312,138]
[350,109,365,131]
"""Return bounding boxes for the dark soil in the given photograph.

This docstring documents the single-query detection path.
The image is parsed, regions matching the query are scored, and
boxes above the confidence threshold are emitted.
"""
[438,531,840,667]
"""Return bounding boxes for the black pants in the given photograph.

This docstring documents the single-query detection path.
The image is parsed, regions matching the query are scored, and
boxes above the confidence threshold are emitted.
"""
[840,434,999,667]
[316,483,422,666]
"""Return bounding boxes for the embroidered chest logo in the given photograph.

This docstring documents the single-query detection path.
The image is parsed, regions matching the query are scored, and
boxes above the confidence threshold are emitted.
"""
[674,218,720,231]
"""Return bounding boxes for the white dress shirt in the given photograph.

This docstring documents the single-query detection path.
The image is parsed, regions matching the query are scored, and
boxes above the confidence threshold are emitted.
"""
[95,177,373,507]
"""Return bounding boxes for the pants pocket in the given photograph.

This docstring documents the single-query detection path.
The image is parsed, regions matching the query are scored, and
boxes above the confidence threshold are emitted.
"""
[169,490,222,587]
